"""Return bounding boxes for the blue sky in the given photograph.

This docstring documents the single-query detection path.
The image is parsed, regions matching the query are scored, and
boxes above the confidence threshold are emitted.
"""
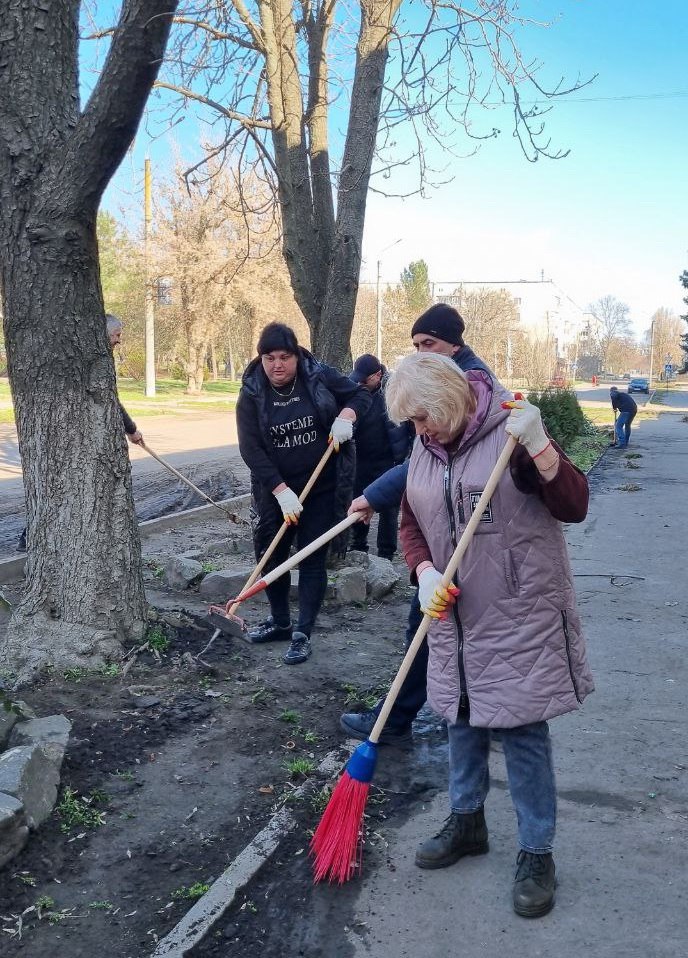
[100,1,687,337]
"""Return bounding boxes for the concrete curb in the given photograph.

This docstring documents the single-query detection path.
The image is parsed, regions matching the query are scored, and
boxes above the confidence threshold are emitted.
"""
[0,494,251,585]
[150,748,346,957]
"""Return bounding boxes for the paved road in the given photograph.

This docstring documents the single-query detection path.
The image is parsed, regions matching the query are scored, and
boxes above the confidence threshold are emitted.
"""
[574,380,688,410]
[344,408,688,958]
[0,412,249,558]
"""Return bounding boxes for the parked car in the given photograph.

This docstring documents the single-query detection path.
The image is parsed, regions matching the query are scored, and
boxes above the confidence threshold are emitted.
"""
[628,377,650,394]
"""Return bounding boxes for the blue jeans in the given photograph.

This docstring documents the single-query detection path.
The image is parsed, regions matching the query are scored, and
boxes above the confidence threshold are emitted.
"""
[448,713,557,853]
[615,411,635,446]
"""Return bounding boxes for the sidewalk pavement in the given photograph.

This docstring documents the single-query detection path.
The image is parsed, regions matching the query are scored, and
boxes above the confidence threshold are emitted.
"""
[347,410,688,958]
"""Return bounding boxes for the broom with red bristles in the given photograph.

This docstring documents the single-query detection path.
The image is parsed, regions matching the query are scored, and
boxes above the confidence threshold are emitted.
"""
[310,434,518,884]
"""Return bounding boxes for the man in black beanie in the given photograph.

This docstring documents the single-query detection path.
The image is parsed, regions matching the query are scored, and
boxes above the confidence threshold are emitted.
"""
[411,303,489,371]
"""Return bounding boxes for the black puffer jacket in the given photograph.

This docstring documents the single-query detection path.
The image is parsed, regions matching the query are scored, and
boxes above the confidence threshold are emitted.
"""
[349,370,413,480]
[237,348,371,535]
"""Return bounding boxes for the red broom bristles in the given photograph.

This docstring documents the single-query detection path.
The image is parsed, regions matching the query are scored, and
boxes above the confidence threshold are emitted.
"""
[310,773,370,884]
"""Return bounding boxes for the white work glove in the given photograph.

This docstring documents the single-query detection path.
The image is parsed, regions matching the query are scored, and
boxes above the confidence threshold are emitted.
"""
[418,566,460,621]
[503,395,550,458]
[328,416,354,451]
[274,487,303,525]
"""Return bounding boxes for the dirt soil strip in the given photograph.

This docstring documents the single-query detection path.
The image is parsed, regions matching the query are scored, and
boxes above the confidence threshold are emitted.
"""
[151,750,345,957]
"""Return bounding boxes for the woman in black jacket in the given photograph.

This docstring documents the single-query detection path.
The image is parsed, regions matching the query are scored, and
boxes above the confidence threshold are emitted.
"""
[236,323,371,664]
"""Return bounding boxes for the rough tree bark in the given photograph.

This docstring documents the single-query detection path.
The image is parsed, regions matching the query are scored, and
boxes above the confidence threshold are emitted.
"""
[0,0,179,680]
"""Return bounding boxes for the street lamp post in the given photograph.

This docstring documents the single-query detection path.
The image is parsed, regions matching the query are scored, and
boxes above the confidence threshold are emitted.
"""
[374,238,402,360]
[648,318,655,386]
[144,157,156,397]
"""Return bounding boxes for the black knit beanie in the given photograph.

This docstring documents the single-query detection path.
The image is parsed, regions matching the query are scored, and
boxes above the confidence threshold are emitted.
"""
[411,303,465,347]
[257,322,299,355]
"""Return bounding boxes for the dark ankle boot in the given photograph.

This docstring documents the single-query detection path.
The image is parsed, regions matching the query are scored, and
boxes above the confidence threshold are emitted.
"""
[512,851,556,917]
[415,808,489,870]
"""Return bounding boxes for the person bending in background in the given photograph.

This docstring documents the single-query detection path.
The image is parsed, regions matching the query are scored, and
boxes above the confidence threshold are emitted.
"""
[235,323,370,665]
[609,385,637,448]
[388,352,593,918]
[348,353,413,560]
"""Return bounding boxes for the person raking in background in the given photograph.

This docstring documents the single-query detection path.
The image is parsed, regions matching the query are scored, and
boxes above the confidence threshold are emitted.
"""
[348,354,413,560]
[235,322,370,665]
[340,303,495,742]
[385,351,593,918]
[609,385,637,448]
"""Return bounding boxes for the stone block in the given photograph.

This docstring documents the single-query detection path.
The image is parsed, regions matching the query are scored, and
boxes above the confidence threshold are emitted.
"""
[0,708,19,750]
[0,746,59,829]
[366,555,400,600]
[199,568,255,603]
[205,537,254,557]
[331,566,367,605]
[345,550,370,568]
[0,792,29,868]
[164,556,204,590]
[9,715,72,770]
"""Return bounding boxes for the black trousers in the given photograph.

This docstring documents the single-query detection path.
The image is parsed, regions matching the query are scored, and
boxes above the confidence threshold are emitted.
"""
[352,468,399,558]
[350,506,400,559]
[373,590,428,727]
[253,486,333,638]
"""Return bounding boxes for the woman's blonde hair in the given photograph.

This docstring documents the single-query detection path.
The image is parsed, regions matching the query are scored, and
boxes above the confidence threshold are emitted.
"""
[386,352,476,437]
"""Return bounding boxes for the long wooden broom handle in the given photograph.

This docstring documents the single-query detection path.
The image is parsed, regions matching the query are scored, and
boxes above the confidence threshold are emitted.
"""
[227,442,336,615]
[140,441,247,525]
[369,435,518,745]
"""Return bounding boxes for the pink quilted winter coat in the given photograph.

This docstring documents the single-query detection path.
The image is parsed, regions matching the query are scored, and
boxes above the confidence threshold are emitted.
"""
[401,372,594,728]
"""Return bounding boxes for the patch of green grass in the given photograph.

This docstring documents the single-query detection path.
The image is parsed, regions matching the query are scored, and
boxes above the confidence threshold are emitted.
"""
[172,882,210,901]
[97,662,121,678]
[56,787,107,833]
[35,895,56,912]
[283,757,316,779]
[88,900,114,911]
[63,667,88,683]
[250,686,269,705]
[624,452,642,459]
[341,681,386,709]
[201,560,220,574]
[0,407,15,424]
[310,786,331,814]
[618,483,641,492]
[16,872,36,886]
[279,709,300,725]
[114,769,134,782]
[146,624,170,652]
[302,729,319,744]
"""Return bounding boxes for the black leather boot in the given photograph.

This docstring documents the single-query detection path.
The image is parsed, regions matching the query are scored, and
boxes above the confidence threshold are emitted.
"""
[512,851,556,917]
[415,808,489,869]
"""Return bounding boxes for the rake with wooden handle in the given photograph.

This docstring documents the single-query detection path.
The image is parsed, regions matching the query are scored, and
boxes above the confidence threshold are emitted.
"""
[206,443,337,640]
[310,434,518,884]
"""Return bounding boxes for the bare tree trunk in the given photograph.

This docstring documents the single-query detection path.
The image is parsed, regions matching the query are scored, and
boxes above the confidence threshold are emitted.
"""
[210,340,218,381]
[0,0,179,679]
[2,227,144,673]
